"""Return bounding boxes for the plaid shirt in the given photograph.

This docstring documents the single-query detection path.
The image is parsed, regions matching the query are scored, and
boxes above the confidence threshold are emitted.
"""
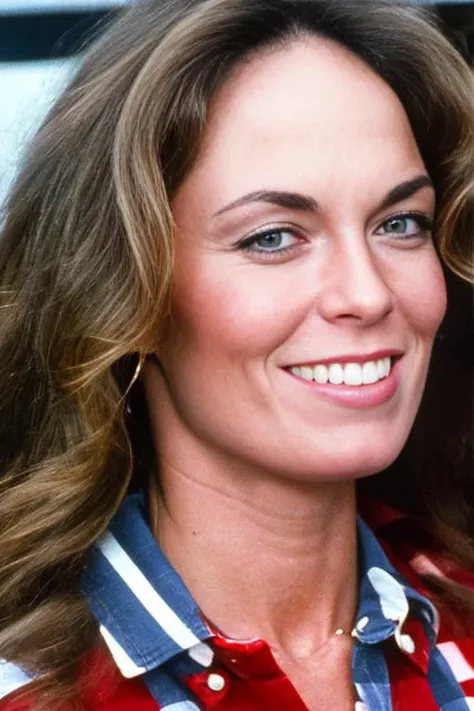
[2,491,474,710]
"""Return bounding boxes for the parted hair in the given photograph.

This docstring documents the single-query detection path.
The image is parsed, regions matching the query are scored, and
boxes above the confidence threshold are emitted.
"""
[0,0,473,707]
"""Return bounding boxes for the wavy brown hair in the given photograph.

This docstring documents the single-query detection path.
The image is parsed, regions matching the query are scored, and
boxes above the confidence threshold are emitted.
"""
[0,0,473,707]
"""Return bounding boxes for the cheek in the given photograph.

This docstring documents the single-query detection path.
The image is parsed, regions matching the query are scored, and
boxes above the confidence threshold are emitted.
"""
[168,262,305,361]
[392,251,447,336]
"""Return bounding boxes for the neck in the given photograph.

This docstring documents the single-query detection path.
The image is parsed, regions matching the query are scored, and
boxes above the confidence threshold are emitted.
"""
[149,458,358,659]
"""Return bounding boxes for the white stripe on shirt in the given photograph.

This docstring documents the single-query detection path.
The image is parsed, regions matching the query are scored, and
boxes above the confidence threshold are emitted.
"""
[98,532,202,650]
[100,625,147,678]
[0,660,32,699]
[438,642,474,683]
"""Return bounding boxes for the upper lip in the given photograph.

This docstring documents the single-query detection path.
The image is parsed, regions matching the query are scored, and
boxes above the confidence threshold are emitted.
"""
[287,349,404,367]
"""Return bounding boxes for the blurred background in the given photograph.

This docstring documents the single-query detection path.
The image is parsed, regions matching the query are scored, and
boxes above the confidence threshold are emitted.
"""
[0,0,473,206]
[0,0,128,204]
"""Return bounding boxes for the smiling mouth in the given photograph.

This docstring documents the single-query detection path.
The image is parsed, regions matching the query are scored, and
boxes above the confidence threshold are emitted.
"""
[287,356,400,386]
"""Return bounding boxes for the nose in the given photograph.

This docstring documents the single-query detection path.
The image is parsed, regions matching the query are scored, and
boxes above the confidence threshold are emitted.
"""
[318,234,394,326]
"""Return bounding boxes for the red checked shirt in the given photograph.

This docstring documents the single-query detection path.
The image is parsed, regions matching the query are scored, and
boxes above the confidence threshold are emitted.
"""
[2,492,474,711]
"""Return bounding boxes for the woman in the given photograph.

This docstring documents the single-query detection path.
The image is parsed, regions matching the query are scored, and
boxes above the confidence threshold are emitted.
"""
[0,0,473,709]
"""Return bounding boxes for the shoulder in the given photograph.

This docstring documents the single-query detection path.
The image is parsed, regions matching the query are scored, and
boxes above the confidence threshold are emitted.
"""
[0,662,34,710]
[361,496,474,698]
[360,496,474,623]
[0,648,158,711]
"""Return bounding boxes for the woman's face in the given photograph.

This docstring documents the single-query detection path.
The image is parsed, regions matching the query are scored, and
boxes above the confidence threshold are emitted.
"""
[155,38,446,483]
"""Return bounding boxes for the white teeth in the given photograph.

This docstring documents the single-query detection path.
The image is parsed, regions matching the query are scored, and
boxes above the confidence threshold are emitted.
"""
[362,361,378,385]
[289,357,394,386]
[377,357,390,379]
[343,363,363,386]
[300,366,313,381]
[377,359,385,379]
[313,364,329,384]
[328,364,344,385]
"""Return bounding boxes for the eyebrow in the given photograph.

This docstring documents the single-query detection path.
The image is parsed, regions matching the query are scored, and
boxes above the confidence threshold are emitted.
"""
[214,190,318,216]
[378,175,434,211]
[213,175,434,217]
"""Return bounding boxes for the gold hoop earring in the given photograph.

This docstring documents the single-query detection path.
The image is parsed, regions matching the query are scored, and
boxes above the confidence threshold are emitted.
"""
[125,354,146,396]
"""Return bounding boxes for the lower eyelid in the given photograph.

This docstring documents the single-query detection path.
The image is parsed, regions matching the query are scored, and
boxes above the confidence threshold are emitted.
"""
[244,243,300,256]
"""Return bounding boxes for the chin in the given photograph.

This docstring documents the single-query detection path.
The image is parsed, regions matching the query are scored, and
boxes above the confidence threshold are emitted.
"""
[275,440,408,484]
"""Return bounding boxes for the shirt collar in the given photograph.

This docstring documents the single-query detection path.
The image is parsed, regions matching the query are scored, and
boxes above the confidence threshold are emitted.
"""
[355,518,438,652]
[81,490,439,680]
[81,491,213,678]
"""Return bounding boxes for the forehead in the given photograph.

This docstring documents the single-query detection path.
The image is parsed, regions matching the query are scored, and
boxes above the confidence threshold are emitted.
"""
[177,37,425,211]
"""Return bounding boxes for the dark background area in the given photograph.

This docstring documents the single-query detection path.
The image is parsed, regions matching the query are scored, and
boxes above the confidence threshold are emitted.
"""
[0,9,116,62]
[0,2,473,63]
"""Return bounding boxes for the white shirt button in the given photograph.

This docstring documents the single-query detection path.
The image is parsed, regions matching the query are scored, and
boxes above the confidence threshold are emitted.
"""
[397,633,416,654]
[207,673,226,692]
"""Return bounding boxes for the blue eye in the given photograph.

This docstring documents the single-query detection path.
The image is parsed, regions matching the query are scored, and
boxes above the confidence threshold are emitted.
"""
[378,213,432,238]
[252,230,295,251]
[238,228,300,257]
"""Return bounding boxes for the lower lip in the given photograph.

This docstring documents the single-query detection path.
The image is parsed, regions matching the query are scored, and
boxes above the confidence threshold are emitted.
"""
[285,358,402,409]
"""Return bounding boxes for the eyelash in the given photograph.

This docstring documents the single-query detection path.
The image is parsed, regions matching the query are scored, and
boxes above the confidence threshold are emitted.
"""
[236,212,433,260]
